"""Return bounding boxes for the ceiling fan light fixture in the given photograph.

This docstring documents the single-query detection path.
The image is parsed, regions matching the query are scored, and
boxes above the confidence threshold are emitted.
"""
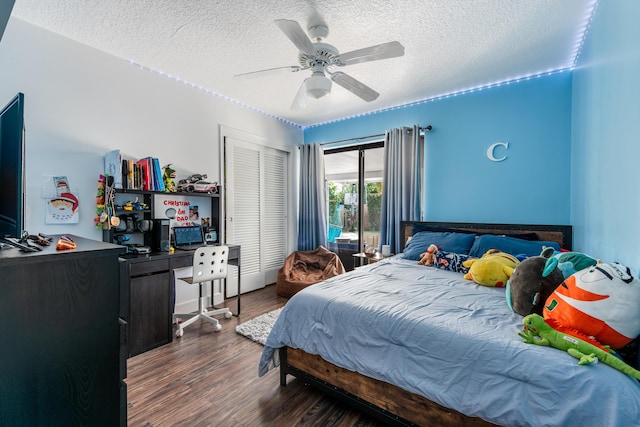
[304,74,332,99]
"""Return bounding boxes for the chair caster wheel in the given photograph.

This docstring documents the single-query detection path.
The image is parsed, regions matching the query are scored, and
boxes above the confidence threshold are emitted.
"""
[225,311,232,319]
[175,328,184,337]
[213,323,222,332]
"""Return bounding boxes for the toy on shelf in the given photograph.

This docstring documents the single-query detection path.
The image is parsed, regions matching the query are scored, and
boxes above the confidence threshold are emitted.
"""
[163,164,177,192]
[177,173,218,194]
[192,180,218,194]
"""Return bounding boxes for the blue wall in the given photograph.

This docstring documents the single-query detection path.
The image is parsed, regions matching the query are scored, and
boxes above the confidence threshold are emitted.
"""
[305,73,573,225]
[571,0,640,274]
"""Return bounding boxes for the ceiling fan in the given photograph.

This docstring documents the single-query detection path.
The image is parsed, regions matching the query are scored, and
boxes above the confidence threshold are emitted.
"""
[234,19,405,110]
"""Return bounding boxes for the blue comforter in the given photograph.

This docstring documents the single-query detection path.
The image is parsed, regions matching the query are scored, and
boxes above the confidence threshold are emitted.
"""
[259,257,640,426]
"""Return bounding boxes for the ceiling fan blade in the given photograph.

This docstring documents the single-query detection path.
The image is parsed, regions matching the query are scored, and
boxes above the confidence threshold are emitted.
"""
[274,19,316,56]
[336,41,404,66]
[291,80,309,110]
[234,65,305,80]
[331,72,379,102]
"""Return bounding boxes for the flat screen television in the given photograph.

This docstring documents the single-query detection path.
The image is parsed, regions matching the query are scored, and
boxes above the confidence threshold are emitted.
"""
[0,93,25,239]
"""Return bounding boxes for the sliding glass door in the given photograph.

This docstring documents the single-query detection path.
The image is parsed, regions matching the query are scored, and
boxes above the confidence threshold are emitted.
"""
[324,142,384,270]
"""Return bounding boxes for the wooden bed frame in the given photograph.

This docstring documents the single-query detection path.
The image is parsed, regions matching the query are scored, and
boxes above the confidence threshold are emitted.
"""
[278,221,572,427]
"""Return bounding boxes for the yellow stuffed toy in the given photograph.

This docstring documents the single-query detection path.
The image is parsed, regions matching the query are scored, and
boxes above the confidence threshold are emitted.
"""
[463,249,520,287]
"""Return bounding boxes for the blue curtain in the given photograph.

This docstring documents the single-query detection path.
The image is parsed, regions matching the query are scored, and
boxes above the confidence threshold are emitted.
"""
[380,125,423,253]
[297,143,328,250]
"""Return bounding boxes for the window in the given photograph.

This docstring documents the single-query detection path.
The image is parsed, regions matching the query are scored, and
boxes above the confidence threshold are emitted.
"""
[324,142,384,270]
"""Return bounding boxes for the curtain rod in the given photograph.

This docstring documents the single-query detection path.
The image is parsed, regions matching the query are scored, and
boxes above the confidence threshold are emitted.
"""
[319,125,432,146]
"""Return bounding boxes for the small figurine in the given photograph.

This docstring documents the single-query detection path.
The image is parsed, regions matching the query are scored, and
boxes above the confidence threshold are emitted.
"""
[163,164,177,192]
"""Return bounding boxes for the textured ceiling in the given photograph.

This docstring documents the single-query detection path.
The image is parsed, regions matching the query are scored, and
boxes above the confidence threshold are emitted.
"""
[10,0,596,128]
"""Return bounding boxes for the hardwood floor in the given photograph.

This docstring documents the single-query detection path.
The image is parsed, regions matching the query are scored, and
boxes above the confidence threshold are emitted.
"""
[126,284,385,427]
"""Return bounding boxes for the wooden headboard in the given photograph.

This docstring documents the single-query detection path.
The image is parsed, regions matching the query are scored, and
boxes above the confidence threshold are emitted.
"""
[399,221,572,253]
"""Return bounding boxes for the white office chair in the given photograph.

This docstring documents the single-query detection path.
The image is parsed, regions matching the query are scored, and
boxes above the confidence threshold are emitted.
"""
[173,246,232,337]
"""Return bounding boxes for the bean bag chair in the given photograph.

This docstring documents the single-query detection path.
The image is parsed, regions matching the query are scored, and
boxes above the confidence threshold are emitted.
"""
[276,246,345,298]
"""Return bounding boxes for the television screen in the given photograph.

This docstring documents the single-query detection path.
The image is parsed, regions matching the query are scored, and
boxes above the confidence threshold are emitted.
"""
[0,93,25,239]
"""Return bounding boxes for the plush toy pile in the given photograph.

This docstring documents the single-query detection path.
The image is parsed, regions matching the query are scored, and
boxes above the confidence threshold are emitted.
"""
[414,238,640,369]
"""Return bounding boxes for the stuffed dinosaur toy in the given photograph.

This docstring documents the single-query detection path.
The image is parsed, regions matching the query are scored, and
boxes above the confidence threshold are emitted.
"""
[506,247,564,316]
[520,313,640,380]
[163,164,177,193]
[463,249,519,287]
[544,262,640,349]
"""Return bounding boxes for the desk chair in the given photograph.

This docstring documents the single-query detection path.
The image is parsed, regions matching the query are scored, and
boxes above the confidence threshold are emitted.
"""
[173,246,232,337]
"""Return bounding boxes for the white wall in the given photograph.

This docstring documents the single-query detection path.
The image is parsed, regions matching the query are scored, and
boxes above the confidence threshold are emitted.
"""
[0,18,302,246]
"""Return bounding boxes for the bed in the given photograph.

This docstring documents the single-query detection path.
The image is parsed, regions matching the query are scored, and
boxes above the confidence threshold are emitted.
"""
[258,222,640,426]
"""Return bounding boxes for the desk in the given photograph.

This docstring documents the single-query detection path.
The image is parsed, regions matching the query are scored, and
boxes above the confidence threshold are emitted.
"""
[120,244,241,357]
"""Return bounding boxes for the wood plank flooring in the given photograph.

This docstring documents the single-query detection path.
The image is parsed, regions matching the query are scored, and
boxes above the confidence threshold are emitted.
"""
[126,284,385,427]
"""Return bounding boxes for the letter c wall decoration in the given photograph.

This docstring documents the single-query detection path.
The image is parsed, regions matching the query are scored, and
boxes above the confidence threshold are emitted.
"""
[487,142,509,162]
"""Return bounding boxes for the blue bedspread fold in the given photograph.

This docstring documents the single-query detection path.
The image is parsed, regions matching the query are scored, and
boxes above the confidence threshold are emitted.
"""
[259,257,640,426]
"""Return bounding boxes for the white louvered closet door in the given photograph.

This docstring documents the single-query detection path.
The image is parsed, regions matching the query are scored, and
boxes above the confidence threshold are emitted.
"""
[225,137,288,294]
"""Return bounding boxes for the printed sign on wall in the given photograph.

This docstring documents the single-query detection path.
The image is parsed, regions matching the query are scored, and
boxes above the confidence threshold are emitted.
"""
[154,194,211,229]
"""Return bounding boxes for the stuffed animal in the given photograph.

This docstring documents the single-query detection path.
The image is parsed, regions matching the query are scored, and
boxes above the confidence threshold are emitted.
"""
[418,244,439,266]
[506,247,564,316]
[163,164,177,192]
[463,249,520,287]
[520,314,640,380]
[434,250,470,274]
[544,262,640,349]
[543,251,599,279]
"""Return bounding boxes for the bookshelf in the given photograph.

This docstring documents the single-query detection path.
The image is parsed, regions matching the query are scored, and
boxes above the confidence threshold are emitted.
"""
[102,189,220,251]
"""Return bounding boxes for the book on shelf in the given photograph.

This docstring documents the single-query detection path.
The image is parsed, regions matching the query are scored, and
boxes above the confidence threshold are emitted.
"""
[104,149,122,189]
[153,158,165,192]
[109,152,166,192]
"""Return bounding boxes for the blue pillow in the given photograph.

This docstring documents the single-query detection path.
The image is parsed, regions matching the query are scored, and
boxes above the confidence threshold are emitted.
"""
[403,231,476,260]
[469,234,561,258]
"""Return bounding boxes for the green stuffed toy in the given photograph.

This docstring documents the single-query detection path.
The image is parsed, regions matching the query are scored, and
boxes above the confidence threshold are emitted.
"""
[163,164,177,193]
[520,313,640,380]
[463,249,520,287]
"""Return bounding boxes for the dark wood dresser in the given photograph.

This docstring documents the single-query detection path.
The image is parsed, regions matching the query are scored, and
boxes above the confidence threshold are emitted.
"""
[0,235,126,426]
